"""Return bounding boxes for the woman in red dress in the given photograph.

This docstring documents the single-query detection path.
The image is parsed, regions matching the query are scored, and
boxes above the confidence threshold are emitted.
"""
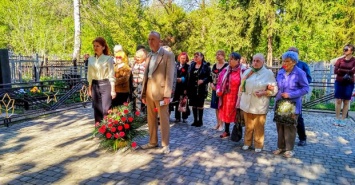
[216,52,242,138]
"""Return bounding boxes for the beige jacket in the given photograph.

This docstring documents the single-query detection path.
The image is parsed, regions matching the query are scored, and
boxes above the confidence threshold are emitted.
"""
[141,48,175,100]
[240,66,278,114]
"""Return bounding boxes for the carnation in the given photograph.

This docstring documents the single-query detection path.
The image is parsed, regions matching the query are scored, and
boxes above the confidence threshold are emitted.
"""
[98,125,106,134]
[106,132,112,139]
[121,117,127,122]
[111,127,116,132]
[128,117,134,122]
[124,124,130,129]
[118,125,123,131]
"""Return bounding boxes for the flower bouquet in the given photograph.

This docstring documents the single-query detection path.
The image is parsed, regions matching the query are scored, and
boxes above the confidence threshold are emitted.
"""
[93,102,147,151]
[273,99,297,125]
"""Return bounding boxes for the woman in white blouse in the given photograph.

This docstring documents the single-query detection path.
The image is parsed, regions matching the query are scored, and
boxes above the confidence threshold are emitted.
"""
[87,37,116,123]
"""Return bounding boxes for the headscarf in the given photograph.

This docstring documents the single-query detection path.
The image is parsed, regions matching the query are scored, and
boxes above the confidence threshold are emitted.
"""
[240,66,262,92]
[221,64,240,94]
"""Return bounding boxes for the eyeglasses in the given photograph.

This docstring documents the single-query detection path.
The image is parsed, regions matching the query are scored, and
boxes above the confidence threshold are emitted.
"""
[116,56,123,59]
[282,60,293,63]
[253,59,262,63]
[343,48,349,52]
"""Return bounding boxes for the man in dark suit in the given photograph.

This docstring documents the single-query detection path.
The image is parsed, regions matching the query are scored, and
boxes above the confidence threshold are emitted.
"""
[141,31,175,154]
[288,47,312,146]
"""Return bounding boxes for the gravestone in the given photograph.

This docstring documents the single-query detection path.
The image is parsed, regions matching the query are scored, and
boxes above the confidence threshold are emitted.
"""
[0,49,11,88]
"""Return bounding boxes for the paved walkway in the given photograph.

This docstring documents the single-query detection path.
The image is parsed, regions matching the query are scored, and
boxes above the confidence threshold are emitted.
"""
[0,107,354,185]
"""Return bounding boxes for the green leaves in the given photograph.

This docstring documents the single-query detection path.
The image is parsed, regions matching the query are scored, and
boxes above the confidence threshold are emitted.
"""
[0,0,353,63]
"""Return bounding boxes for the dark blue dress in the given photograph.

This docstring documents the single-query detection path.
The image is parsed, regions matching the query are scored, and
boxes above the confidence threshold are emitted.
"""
[210,63,228,109]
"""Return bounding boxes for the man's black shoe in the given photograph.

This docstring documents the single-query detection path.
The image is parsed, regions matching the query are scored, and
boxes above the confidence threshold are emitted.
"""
[297,140,307,146]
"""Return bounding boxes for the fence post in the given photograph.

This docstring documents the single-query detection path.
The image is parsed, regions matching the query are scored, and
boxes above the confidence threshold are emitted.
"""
[327,64,334,103]
[35,53,40,82]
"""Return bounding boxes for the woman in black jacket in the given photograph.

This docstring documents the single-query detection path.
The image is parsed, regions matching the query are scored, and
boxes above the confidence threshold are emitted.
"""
[187,52,211,127]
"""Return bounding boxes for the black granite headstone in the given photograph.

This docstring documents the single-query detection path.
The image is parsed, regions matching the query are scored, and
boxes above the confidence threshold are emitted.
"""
[0,49,11,88]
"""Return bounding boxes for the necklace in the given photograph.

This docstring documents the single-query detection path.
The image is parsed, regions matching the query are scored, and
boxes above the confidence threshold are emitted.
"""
[216,62,225,69]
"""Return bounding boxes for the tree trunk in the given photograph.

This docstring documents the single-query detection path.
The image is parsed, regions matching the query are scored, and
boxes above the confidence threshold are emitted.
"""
[267,36,273,67]
[72,0,81,69]
[267,3,275,67]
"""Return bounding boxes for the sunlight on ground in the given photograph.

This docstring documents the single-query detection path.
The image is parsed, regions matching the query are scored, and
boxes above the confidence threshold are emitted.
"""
[298,164,326,179]
[337,137,349,145]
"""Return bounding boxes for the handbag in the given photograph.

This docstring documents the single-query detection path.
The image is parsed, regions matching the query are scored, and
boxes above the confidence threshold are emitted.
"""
[231,108,244,142]
[234,108,245,127]
[178,96,188,112]
[342,73,352,83]
[273,99,297,125]
[231,122,243,142]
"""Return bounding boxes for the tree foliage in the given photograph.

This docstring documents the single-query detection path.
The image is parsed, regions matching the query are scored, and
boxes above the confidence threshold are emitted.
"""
[0,0,354,63]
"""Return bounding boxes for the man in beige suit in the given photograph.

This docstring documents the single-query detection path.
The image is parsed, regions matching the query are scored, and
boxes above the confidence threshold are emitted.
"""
[141,31,175,154]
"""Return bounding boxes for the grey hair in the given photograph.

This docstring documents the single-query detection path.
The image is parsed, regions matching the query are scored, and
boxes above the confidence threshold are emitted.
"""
[149,31,161,39]
[288,47,299,54]
[113,45,123,53]
[253,53,265,63]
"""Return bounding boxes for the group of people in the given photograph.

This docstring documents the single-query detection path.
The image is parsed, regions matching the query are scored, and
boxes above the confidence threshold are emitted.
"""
[86,31,354,157]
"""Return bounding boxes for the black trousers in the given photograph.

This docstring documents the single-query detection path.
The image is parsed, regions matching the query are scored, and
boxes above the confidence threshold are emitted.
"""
[112,92,129,107]
[91,79,112,123]
[297,113,307,141]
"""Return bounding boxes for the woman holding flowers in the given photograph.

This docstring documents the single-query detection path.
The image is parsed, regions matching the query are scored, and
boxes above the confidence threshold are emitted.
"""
[273,51,309,158]
[239,54,278,153]
[87,37,116,123]
[173,52,190,123]
[216,52,242,138]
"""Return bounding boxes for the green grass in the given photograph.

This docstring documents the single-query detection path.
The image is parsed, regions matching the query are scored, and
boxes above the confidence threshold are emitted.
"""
[309,102,355,111]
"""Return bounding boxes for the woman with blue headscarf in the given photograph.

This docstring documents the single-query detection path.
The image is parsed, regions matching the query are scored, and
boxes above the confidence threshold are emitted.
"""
[273,51,309,158]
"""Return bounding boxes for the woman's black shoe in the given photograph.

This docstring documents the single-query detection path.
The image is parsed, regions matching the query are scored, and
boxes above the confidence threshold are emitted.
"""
[191,121,198,126]
[195,120,203,127]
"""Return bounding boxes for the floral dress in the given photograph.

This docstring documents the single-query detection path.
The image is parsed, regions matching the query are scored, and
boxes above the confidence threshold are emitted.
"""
[210,63,228,109]
[131,62,146,112]
[217,68,241,123]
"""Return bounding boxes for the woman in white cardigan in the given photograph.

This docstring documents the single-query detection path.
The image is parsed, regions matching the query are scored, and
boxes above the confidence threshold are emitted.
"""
[238,53,278,152]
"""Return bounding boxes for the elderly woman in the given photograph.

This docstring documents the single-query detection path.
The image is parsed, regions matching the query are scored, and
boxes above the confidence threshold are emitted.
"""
[132,48,148,112]
[210,50,228,130]
[216,52,242,138]
[239,54,278,152]
[334,44,355,127]
[173,52,190,123]
[112,50,131,107]
[187,52,211,127]
[273,51,309,158]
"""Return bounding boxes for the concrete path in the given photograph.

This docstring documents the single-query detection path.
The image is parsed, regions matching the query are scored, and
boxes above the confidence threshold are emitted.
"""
[0,107,354,185]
